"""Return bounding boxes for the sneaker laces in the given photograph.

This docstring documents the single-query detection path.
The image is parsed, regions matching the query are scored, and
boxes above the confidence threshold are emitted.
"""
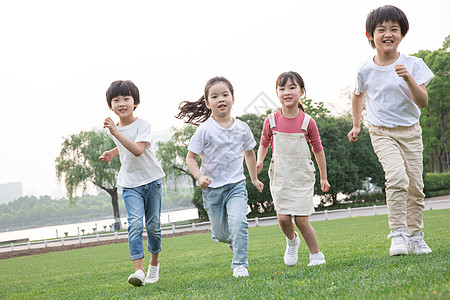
[411,238,429,250]
[147,266,157,279]
[388,231,409,246]
[286,243,296,255]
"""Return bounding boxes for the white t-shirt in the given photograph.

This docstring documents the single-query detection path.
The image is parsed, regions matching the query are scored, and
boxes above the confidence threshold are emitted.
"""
[188,117,256,188]
[355,53,434,127]
[110,118,165,188]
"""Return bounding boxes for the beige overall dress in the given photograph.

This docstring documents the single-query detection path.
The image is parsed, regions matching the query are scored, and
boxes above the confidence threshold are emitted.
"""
[268,112,316,216]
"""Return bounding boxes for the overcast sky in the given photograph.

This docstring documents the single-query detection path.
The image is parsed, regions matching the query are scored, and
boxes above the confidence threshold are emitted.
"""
[0,0,448,198]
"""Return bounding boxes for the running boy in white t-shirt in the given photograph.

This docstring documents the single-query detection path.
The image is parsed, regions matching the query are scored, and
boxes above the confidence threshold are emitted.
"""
[347,5,434,256]
[99,80,165,286]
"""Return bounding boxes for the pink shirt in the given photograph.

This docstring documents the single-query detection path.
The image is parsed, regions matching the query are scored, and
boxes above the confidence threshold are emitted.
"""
[260,110,323,153]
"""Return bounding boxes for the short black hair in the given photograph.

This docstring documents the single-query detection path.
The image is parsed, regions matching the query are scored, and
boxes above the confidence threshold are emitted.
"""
[106,80,140,109]
[366,5,409,49]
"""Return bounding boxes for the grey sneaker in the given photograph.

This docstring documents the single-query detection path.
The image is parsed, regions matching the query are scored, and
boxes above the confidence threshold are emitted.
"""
[308,252,326,266]
[388,228,409,256]
[145,264,160,284]
[233,265,249,278]
[284,232,301,266]
[409,232,432,254]
[128,269,145,286]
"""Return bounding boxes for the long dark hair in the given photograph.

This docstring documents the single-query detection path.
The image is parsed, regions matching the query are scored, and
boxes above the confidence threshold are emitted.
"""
[176,76,234,125]
[276,71,306,112]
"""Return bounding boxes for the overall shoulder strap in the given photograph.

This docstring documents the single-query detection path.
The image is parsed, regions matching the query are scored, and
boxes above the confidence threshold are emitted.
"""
[268,113,276,130]
[301,113,311,131]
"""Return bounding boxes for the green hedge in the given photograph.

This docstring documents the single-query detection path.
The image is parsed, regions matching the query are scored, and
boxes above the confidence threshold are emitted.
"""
[424,172,450,197]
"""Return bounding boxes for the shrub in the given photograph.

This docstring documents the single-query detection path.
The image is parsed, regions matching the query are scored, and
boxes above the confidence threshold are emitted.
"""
[424,172,450,197]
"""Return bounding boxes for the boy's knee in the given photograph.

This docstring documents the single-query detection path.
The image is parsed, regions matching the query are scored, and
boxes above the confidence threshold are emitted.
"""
[129,219,144,233]
[386,170,409,190]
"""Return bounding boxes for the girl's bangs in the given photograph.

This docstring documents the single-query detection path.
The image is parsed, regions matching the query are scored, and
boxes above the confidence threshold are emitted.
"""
[277,73,297,87]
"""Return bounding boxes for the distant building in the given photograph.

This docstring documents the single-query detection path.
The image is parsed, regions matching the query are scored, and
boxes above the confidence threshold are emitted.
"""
[0,182,23,204]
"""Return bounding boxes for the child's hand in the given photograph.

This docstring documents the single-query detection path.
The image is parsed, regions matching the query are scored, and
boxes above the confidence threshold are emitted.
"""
[103,117,118,134]
[256,161,264,174]
[394,64,412,82]
[251,178,264,193]
[347,127,360,143]
[197,175,211,190]
[320,179,330,193]
[99,151,113,163]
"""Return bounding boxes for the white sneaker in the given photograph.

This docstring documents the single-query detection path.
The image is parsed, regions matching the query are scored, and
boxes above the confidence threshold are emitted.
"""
[145,264,160,284]
[388,229,410,256]
[233,265,249,278]
[128,269,145,286]
[284,232,300,266]
[409,232,432,254]
[308,252,326,266]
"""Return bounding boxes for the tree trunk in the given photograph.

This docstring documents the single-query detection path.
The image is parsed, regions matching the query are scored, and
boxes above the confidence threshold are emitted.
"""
[429,152,435,173]
[332,193,338,206]
[99,186,122,231]
[109,187,122,231]
[438,108,449,173]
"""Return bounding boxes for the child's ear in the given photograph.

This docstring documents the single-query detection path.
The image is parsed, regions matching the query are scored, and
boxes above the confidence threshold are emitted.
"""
[365,32,373,41]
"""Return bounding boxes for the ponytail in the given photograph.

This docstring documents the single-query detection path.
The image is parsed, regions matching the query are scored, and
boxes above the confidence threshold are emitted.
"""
[175,95,211,126]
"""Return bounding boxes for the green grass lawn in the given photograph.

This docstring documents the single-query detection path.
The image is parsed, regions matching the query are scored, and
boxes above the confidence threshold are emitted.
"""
[1,210,449,299]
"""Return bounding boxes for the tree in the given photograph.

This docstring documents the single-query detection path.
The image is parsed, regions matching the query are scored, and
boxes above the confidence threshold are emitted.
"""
[237,113,274,215]
[55,130,123,229]
[414,36,450,173]
[301,99,384,206]
[156,125,197,186]
[156,125,208,218]
[313,114,384,206]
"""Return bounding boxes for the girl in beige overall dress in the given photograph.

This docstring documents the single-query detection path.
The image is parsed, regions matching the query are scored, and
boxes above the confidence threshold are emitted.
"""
[257,71,330,267]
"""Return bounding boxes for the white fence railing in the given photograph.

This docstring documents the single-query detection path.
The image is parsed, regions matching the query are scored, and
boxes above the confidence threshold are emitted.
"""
[1,199,448,254]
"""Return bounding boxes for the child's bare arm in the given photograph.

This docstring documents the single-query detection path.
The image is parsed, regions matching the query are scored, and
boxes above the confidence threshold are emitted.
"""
[99,147,119,163]
[313,150,330,192]
[394,64,428,108]
[103,117,147,156]
[256,145,269,174]
[244,150,264,192]
[186,151,211,190]
[348,91,365,143]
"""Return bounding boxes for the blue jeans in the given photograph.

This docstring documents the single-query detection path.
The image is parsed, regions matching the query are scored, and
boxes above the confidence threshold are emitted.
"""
[202,180,249,269]
[122,179,162,261]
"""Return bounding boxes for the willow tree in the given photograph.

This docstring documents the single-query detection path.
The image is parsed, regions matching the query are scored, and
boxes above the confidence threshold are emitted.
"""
[55,130,122,230]
[155,125,208,217]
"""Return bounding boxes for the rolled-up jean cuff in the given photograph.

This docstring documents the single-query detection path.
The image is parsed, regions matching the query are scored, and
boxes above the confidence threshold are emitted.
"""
[148,247,161,255]
[130,253,145,261]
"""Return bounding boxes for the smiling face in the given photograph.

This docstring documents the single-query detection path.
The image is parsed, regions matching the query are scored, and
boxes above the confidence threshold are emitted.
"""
[367,20,403,54]
[205,82,234,118]
[276,78,304,110]
[110,95,137,122]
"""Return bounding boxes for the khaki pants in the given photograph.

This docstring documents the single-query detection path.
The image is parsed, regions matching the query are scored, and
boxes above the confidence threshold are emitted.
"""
[369,123,425,234]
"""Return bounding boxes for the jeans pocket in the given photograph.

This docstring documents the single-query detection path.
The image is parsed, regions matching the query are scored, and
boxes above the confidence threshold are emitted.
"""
[122,188,130,198]
[202,187,212,196]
